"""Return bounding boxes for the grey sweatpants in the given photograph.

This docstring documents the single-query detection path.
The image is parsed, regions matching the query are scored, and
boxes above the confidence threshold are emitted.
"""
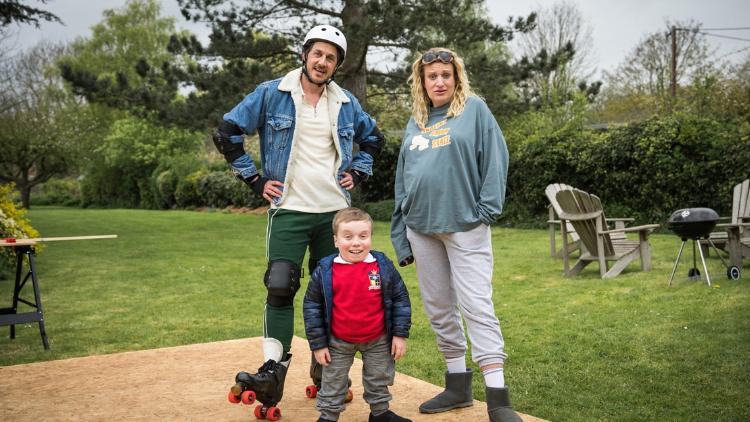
[406,224,507,368]
[316,334,395,421]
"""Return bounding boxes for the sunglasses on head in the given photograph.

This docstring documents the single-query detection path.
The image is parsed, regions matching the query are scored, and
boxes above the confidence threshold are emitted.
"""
[422,51,453,64]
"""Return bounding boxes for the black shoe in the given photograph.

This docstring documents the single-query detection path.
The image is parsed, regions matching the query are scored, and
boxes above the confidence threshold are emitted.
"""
[369,409,412,422]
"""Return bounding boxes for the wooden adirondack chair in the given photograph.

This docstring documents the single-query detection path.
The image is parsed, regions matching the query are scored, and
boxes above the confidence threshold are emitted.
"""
[699,179,750,257]
[717,179,750,268]
[546,184,634,259]
[546,184,581,258]
[555,189,660,278]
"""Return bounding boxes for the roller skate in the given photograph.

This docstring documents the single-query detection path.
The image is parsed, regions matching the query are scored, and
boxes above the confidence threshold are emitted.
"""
[305,351,353,403]
[228,338,291,421]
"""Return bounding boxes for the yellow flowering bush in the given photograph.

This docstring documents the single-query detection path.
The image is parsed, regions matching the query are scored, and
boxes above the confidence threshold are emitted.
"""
[0,183,41,278]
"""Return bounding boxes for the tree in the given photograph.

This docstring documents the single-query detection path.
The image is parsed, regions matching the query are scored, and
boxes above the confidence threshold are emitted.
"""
[59,0,191,111]
[511,0,600,107]
[722,54,750,123]
[62,0,179,84]
[53,0,206,208]
[78,111,203,208]
[0,0,61,27]
[177,0,536,108]
[0,41,95,208]
[0,26,19,114]
[62,0,542,126]
[595,19,717,121]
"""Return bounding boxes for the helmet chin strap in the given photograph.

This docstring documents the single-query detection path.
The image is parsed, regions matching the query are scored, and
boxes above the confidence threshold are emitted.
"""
[302,51,339,87]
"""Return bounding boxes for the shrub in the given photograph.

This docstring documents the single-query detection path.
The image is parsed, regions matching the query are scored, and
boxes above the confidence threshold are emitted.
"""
[30,178,82,207]
[0,183,42,278]
[495,198,548,230]
[80,163,140,208]
[155,170,175,208]
[229,180,264,209]
[360,199,395,222]
[356,136,400,203]
[196,171,236,208]
[80,114,204,209]
[509,113,750,227]
[151,153,208,209]
[175,171,203,209]
[509,131,593,213]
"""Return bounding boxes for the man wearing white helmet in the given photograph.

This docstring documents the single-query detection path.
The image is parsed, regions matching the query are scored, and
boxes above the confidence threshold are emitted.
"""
[213,25,387,418]
[301,25,347,87]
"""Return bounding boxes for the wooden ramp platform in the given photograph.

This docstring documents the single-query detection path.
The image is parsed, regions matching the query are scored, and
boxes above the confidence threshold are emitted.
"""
[0,336,549,421]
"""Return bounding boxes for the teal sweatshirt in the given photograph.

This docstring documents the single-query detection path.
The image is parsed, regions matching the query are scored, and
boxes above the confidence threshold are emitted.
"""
[390,97,509,263]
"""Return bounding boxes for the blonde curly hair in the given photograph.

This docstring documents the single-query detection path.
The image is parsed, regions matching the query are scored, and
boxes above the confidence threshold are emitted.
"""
[408,47,479,129]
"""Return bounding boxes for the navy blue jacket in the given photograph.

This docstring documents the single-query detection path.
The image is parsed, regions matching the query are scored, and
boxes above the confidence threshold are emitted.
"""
[303,250,411,351]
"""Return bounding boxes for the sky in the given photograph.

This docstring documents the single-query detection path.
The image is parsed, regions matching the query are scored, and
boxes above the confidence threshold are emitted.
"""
[7,0,750,79]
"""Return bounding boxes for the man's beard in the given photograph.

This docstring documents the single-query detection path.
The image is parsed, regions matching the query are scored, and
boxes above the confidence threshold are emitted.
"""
[308,64,330,83]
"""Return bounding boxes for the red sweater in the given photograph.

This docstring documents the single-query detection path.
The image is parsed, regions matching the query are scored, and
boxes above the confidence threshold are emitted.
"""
[330,260,386,343]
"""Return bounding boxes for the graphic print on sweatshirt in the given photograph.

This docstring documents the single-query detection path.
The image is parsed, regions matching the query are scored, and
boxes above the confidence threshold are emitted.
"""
[409,118,451,151]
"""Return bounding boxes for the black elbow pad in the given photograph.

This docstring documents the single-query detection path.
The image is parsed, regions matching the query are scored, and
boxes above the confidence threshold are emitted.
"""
[359,126,386,160]
[212,121,246,163]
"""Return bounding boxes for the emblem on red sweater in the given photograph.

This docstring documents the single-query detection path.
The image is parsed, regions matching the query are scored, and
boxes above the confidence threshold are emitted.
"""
[368,270,381,290]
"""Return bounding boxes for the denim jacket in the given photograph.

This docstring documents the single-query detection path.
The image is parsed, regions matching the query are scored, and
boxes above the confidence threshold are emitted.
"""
[223,68,379,205]
[303,250,412,351]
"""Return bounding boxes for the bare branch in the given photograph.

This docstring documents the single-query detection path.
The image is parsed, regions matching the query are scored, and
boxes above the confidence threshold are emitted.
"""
[283,0,341,18]
[367,70,408,81]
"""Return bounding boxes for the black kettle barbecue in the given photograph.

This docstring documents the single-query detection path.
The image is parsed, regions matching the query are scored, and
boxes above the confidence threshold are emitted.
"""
[667,207,741,285]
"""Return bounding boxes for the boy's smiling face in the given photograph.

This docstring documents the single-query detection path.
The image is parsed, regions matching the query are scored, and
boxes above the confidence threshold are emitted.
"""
[334,220,372,263]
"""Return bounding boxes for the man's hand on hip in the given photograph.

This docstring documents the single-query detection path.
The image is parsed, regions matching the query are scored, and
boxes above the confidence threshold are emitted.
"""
[246,176,284,203]
[340,170,366,191]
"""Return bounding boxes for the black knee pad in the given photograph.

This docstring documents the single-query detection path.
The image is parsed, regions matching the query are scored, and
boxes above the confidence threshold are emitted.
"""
[264,259,302,299]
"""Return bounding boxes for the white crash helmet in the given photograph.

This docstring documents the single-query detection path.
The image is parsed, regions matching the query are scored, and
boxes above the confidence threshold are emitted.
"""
[303,25,347,64]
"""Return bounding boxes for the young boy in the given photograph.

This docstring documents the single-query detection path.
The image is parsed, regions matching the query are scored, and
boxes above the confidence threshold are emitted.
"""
[303,207,412,422]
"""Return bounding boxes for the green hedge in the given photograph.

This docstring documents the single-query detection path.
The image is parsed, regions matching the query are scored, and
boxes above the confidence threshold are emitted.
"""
[63,113,750,230]
[356,137,400,202]
[509,113,750,227]
[29,178,81,207]
[360,199,396,222]
[195,171,264,209]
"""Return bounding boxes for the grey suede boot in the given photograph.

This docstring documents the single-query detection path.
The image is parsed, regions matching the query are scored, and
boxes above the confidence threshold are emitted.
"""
[418,370,474,413]
[486,386,523,422]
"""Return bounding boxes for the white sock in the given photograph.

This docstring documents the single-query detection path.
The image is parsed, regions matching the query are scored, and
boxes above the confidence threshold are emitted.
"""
[483,367,505,388]
[445,356,466,373]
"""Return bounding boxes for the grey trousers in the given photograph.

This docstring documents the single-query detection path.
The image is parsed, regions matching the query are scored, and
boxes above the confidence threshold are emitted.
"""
[316,334,395,421]
[406,224,507,368]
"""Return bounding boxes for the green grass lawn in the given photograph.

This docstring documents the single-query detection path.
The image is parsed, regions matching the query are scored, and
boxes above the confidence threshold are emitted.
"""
[1,207,749,421]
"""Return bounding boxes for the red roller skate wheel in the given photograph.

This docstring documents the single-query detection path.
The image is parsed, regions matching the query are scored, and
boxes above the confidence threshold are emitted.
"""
[267,406,281,421]
[254,405,266,419]
[241,390,256,405]
[345,388,353,403]
[228,391,241,403]
[306,384,318,398]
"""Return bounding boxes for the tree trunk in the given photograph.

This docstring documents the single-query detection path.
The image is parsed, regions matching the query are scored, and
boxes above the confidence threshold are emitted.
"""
[20,185,31,210]
[338,0,368,108]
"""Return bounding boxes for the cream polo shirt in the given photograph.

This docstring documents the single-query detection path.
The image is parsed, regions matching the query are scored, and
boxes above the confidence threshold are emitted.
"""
[282,85,348,213]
